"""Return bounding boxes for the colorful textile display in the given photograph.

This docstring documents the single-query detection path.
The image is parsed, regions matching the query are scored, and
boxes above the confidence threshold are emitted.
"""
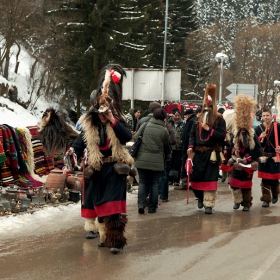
[26,125,54,176]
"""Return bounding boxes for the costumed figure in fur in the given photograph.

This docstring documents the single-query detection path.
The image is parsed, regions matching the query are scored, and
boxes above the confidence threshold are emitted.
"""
[38,108,79,155]
[254,98,280,208]
[228,94,261,211]
[69,64,133,254]
[220,109,236,184]
[187,84,226,214]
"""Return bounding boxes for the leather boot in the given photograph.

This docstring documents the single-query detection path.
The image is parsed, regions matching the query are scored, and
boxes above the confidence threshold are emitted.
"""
[233,203,240,210]
[205,207,212,214]
[262,201,269,207]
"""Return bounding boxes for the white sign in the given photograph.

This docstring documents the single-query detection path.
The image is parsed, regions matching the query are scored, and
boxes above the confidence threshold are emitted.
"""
[123,68,181,101]
[226,83,258,103]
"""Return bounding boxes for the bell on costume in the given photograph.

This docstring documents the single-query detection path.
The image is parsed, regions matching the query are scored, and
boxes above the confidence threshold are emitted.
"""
[210,150,217,163]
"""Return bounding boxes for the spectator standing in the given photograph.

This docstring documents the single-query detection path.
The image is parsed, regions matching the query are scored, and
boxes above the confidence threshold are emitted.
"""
[133,108,171,214]
[125,108,141,135]
[255,105,263,121]
[158,118,175,202]
[168,108,184,186]
[135,102,161,131]
[175,108,197,190]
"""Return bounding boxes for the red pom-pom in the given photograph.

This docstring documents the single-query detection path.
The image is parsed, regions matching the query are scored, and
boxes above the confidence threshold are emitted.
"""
[110,70,121,84]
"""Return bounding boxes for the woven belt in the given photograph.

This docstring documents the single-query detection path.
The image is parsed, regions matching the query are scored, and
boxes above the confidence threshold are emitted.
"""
[102,156,114,163]
[262,152,276,157]
[195,146,222,153]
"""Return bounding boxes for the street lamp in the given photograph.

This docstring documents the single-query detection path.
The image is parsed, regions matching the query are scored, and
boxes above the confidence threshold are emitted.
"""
[215,51,228,103]
[161,0,169,105]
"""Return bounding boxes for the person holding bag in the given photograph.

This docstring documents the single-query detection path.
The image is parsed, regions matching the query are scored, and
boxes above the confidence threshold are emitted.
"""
[133,108,171,214]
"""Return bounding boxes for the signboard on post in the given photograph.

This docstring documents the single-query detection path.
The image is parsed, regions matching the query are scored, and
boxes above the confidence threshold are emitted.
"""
[123,68,181,102]
[226,84,258,103]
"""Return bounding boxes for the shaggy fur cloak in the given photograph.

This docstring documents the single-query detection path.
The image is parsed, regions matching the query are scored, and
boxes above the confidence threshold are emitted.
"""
[38,108,79,155]
[80,111,134,171]
[233,94,256,150]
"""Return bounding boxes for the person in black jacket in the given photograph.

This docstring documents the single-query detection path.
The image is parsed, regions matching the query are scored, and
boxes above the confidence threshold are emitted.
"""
[175,107,201,190]
[135,102,161,131]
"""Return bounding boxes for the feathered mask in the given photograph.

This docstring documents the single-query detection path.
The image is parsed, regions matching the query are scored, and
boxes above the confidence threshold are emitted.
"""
[91,64,126,118]
[201,84,218,126]
[234,94,256,132]
[233,94,257,150]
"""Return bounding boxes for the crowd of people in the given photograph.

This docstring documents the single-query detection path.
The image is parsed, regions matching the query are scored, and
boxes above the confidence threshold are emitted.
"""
[57,63,280,255]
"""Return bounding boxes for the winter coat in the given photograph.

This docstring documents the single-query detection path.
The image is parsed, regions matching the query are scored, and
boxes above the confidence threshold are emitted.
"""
[136,114,152,131]
[125,109,139,132]
[133,118,170,171]
[170,119,184,150]
[181,114,196,153]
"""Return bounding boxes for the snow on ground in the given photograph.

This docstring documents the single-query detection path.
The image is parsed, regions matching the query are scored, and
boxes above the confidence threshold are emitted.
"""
[0,191,138,239]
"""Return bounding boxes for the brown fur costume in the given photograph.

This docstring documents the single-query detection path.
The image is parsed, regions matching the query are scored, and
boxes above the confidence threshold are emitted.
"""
[104,214,128,249]
[201,84,219,127]
[233,94,256,151]
[79,64,131,252]
[260,183,272,202]
[241,189,253,207]
[38,108,79,155]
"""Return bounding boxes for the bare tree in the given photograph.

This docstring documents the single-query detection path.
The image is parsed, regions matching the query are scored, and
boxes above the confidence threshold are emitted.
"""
[0,0,43,79]
[233,20,280,107]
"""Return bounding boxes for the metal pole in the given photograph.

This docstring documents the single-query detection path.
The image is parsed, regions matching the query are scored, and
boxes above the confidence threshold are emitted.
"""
[131,69,134,108]
[219,59,223,103]
[161,0,168,106]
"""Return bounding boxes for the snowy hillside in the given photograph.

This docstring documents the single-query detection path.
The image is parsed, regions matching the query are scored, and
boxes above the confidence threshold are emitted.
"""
[0,44,61,128]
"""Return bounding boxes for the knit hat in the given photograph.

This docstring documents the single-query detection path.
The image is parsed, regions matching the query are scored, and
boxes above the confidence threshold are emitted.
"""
[184,108,194,115]
[172,108,181,115]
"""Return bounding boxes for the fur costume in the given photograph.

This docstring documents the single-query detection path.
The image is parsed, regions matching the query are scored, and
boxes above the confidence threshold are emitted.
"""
[233,94,256,151]
[260,183,272,202]
[188,83,226,214]
[91,64,126,117]
[203,191,218,208]
[72,64,131,253]
[223,109,236,133]
[229,94,261,211]
[230,186,243,204]
[38,108,79,155]
[255,102,280,206]
[104,214,127,250]
[79,111,134,171]
[201,84,218,127]
[96,221,106,245]
[84,218,98,233]
[241,189,252,207]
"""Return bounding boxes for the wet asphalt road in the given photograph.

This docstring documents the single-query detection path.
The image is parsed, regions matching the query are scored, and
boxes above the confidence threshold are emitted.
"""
[1,176,280,280]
